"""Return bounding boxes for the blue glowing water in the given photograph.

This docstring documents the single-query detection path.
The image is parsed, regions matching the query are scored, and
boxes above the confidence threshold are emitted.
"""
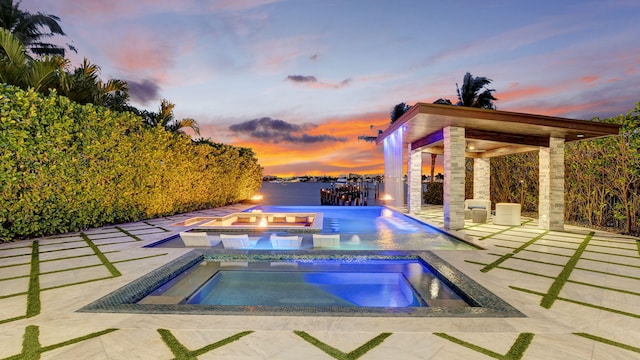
[184,259,464,308]
[246,205,475,250]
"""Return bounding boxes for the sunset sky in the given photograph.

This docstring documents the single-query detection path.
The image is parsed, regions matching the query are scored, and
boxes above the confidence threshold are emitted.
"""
[24,0,640,176]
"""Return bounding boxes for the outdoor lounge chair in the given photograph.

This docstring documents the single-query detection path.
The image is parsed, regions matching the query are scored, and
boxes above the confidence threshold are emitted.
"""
[464,199,491,220]
[312,234,341,248]
[220,233,255,249]
[179,232,221,247]
[269,234,303,249]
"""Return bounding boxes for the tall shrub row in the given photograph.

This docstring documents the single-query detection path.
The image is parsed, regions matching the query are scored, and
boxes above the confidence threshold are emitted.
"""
[0,85,262,241]
[476,103,639,235]
[564,104,639,234]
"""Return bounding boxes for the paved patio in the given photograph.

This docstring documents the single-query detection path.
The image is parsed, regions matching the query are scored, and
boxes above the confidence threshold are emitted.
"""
[0,204,638,359]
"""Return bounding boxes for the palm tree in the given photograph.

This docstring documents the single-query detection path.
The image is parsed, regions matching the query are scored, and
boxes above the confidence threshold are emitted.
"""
[0,27,67,92]
[0,0,73,57]
[428,72,498,182]
[455,72,497,109]
[144,99,200,135]
[390,102,410,123]
[63,58,129,108]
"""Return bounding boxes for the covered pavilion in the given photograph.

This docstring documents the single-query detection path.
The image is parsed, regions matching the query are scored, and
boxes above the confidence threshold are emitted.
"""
[376,103,621,231]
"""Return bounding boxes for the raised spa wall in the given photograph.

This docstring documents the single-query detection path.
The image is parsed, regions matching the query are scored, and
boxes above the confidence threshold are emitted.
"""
[172,212,325,233]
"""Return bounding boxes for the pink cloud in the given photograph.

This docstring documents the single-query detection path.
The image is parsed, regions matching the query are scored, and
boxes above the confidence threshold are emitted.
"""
[208,0,283,12]
[580,75,600,83]
[249,35,322,73]
[195,112,389,176]
[25,0,192,22]
[498,84,556,103]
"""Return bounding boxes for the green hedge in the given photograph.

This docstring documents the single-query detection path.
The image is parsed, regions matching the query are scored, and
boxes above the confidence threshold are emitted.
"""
[0,85,262,241]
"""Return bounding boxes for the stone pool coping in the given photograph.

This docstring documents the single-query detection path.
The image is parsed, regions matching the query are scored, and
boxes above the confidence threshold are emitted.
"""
[77,249,525,318]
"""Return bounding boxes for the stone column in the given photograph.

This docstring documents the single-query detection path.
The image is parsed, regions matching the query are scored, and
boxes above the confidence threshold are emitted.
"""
[539,137,565,231]
[407,145,422,214]
[473,158,490,200]
[443,126,466,230]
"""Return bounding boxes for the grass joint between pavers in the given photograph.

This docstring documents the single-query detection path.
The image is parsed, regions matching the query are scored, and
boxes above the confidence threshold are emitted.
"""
[114,226,143,241]
[0,325,118,360]
[434,332,534,360]
[80,232,121,277]
[158,329,253,359]
[294,330,392,360]
[574,332,640,354]
[540,232,593,309]
[26,241,40,318]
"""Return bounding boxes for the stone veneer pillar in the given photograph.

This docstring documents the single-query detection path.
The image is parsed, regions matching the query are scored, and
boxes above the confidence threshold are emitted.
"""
[407,145,422,214]
[539,137,565,231]
[443,126,466,230]
[473,158,490,200]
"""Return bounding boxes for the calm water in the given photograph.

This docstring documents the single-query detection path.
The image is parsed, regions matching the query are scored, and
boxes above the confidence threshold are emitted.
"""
[165,259,467,308]
[245,205,475,250]
[258,181,386,206]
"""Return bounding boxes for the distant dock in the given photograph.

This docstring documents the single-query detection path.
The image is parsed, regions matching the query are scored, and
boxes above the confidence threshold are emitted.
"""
[320,183,380,206]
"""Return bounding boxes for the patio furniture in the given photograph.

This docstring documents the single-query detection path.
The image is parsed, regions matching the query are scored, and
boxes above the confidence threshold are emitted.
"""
[464,209,472,220]
[179,232,221,247]
[270,234,303,249]
[494,203,521,226]
[312,234,341,248]
[465,199,491,220]
[471,208,487,223]
[220,233,255,248]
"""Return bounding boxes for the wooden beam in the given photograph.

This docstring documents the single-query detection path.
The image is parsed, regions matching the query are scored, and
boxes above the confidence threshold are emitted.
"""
[478,145,540,158]
[410,129,444,150]
[421,147,444,155]
[465,129,550,147]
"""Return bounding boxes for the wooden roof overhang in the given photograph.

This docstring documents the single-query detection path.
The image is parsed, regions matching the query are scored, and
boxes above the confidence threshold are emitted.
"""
[375,103,621,158]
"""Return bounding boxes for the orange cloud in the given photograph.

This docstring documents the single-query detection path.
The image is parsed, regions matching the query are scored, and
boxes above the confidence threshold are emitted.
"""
[497,83,554,103]
[197,112,390,176]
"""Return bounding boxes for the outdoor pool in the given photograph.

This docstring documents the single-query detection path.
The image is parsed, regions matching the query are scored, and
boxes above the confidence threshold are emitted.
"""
[150,206,476,251]
[79,251,524,317]
[144,258,467,308]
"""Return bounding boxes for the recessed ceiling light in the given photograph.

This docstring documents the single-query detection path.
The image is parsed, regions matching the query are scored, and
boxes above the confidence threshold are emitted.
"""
[576,134,585,138]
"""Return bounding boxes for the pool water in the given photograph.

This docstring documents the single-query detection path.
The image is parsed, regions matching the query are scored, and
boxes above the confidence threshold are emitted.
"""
[246,206,476,250]
[148,206,476,250]
[188,271,421,307]
[144,258,469,309]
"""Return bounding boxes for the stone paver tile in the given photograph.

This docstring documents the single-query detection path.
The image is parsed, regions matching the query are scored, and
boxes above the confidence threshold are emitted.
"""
[502,257,563,277]
[39,256,102,273]
[39,247,94,261]
[0,326,25,358]
[526,244,577,257]
[100,329,173,360]
[591,342,640,360]
[524,333,594,360]
[126,229,167,236]
[0,263,29,279]
[40,266,113,289]
[599,289,640,314]
[0,277,29,296]
[559,282,607,308]
[0,246,32,257]
[0,296,27,321]
[38,241,86,251]
[92,237,137,245]
[85,232,127,240]
[0,255,31,266]
[40,337,109,360]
